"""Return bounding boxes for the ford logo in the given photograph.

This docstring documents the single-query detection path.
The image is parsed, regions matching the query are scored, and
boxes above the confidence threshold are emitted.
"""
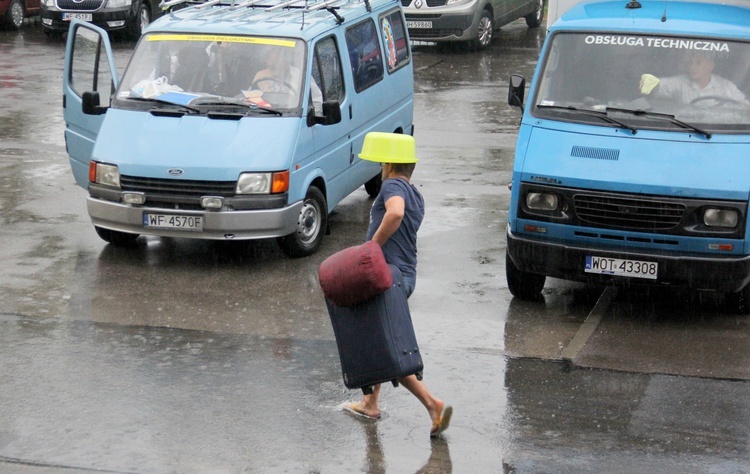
[168,168,185,176]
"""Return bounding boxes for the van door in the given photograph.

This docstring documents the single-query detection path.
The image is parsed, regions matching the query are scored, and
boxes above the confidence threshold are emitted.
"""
[309,35,352,208]
[344,11,410,188]
[63,19,118,189]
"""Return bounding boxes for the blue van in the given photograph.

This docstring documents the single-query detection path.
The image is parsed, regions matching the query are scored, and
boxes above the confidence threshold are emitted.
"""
[62,0,413,257]
[506,0,750,311]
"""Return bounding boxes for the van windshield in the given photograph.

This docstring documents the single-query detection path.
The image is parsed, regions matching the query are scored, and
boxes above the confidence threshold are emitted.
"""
[114,34,307,114]
[533,33,750,134]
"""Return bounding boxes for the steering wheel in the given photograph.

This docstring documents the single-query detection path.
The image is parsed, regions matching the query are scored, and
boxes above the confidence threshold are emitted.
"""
[689,95,745,107]
[250,77,295,94]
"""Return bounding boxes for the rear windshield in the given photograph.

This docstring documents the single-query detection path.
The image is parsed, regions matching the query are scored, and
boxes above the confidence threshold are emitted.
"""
[115,33,307,115]
[533,33,750,134]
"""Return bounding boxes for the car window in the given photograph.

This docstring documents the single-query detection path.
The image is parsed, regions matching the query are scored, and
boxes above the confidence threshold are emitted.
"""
[380,9,409,73]
[345,19,384,92]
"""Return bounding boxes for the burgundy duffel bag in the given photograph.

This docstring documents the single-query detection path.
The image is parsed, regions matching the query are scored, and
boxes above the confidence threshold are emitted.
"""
[318,240,393,307]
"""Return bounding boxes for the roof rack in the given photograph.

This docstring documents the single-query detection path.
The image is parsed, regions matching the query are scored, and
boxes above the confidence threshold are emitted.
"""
[159,0,375,24]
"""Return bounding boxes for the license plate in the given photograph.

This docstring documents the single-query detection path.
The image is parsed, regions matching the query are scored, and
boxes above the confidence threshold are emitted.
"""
[585,255,657,280]
[143,213,203,232]
[407,21,432,29]
[63,13,93,21]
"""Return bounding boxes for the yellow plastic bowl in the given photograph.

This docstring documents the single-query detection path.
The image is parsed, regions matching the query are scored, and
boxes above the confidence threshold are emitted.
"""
[358,132,418,164]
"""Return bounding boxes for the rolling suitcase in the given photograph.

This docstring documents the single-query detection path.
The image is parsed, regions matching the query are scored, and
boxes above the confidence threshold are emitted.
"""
[326,264,424,394]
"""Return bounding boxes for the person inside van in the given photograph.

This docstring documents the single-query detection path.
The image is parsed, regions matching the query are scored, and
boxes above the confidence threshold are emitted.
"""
[249,44,322,111]
[640,50,748,106]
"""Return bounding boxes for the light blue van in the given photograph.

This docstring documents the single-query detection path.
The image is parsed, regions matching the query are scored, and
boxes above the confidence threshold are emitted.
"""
[506,0,750,311]
[62,0,413,257]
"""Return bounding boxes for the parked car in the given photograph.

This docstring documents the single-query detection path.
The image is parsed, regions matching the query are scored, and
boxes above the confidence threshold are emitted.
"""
[403,0,545,50]
[1,0,40,29]
[40,0,163,39]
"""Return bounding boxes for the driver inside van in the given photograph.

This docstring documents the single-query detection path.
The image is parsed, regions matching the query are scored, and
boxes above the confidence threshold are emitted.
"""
[251,46,301,94]
[246,44,323,111]
[639,50,748,106]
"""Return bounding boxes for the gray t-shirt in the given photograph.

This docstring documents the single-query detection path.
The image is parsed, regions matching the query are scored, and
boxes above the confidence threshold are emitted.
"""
[366,177,425,279]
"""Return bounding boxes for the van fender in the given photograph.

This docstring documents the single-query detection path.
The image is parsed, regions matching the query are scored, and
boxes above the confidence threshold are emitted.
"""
[293,168,328,210]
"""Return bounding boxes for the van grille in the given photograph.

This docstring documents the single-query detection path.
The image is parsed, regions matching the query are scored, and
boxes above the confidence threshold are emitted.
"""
[574,194,685,230]
[56,0,103,10]
[120,176,237,196]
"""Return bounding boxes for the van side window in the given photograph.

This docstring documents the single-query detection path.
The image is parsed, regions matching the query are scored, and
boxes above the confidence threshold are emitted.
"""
[312,36,345,115]
[345,19,384,92]
[380,10,410,72]
[70,26,115,106]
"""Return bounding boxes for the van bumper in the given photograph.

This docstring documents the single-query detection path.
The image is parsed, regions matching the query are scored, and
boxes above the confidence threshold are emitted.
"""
[405,12,477,42]
[507,227,750,293]
[40,6,133,32]
[87,197,304,240]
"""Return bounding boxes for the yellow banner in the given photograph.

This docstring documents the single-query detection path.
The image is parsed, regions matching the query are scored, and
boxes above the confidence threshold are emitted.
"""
[146,34,296,47]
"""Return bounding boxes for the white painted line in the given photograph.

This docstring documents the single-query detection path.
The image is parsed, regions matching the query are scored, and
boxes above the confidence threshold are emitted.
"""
[561,285,617,362]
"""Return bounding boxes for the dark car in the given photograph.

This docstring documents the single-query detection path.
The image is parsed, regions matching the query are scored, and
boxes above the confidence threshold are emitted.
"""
[1,0,40,29]
[40,0,163,39]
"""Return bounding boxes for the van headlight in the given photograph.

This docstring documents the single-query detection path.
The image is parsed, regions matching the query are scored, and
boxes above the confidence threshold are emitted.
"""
[89,161,120,187]
[236,171,289,194]
[526,192,559,211]
[703,208,738,228]
[237,173,271,194]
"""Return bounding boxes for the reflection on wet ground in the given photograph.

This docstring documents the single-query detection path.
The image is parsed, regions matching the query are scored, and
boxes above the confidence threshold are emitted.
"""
[2,312,748,472]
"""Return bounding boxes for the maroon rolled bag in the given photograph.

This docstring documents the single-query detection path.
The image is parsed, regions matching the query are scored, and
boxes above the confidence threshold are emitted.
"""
[318,240,393,307]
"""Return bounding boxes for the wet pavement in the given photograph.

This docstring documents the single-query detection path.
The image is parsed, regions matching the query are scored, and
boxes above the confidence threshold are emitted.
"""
[2,18,750,473]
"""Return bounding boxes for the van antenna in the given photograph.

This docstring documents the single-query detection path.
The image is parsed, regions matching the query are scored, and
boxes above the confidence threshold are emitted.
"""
[661,0,668,22]
[363,0,371,12]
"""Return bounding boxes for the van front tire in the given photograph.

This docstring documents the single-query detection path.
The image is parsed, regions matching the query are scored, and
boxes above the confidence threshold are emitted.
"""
[278,186,327,258]
[525,0,545,28]
[506,251,545,300]
[724,285,750,315]
[470,9,493,51]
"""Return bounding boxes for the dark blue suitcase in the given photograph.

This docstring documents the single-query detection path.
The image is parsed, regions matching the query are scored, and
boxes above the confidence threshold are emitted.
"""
[326,265,424,394]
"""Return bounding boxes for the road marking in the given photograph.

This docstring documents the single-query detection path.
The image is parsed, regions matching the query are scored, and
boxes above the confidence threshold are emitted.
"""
[561,285,617,362]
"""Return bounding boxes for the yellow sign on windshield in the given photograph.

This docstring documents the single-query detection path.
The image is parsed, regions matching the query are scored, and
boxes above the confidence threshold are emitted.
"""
[146,34,296,48]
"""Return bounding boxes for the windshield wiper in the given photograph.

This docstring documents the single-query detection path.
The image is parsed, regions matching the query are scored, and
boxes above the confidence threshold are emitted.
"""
[537,104,637,135]
[125,96,200,114]
[190,98,283,116]
[606,107,711,139]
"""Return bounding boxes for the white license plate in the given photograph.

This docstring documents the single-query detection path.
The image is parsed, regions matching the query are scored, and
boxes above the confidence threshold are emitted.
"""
[585,255,657,280]
[143,213,203,232]
[407,21,432,29]
[63,13,93,21]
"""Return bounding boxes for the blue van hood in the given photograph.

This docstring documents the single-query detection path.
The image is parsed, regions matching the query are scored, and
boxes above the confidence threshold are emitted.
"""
[521,127,750,201]
[92,109,301,181]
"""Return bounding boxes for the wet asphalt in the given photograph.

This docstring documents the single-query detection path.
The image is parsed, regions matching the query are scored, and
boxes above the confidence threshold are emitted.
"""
[1,17,750,473]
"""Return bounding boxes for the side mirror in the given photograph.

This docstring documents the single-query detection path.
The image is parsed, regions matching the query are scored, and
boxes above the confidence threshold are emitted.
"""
[82,91,108,115]
[508,74,526,109]
[307,100,342,126]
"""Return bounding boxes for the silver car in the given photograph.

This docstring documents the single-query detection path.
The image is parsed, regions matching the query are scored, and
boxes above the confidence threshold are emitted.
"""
[403,0,545,50]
